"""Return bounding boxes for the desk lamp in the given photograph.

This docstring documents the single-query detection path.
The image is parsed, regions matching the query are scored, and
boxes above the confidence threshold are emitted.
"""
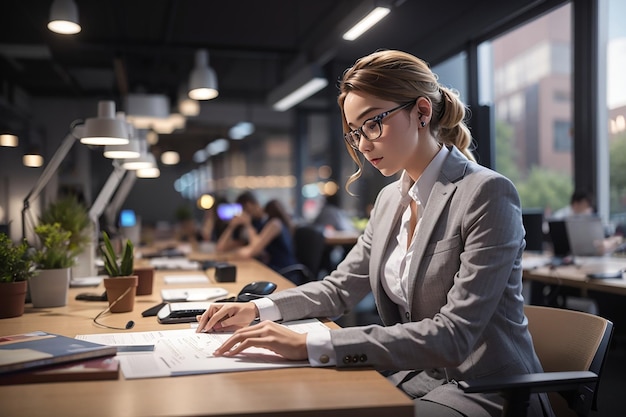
[22,101,129,241]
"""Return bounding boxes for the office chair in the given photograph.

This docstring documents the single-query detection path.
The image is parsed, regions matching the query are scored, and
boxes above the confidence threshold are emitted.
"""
[459,305,614,417]
[279,225,326,285]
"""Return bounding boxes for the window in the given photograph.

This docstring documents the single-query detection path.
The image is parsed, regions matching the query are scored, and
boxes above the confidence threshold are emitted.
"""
[553,120,571,152]
[605,0,626,226]
[479,4,573,215]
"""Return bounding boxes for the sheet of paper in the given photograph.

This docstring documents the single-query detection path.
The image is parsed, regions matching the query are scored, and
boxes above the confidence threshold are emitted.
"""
[77,319,329,379]
[162,274,209,284]
[150,258,201,271]
[76,329,191,352]
[160,287,229,301]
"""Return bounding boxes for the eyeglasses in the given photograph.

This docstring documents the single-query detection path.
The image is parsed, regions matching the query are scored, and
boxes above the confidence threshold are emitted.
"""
[343,101,415,150]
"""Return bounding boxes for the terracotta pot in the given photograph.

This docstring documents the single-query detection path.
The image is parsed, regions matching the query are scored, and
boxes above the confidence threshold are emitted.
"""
[103,276,138,313]
[133,266,154,296]
[29,268,71,308]
[0,281,28,318]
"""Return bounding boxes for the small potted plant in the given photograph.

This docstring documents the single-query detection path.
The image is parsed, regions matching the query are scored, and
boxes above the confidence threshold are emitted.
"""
[29,222,75,308]
[40,195,93,277]
[100,231,137,313]
[0,233,35,318]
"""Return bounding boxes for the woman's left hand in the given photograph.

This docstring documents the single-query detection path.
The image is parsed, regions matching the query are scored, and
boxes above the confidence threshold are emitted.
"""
[213,320,308,360]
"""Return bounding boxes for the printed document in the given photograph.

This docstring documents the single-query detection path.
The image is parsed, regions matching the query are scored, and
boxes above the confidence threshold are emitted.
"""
[76,319,329,379]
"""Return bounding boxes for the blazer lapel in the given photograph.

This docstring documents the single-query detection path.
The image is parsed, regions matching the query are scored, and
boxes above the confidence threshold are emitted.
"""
[405,147,468,307]
[370,186,407,323]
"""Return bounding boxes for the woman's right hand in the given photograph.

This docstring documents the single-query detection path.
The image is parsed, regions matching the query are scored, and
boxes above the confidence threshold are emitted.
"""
[195,302,259,333]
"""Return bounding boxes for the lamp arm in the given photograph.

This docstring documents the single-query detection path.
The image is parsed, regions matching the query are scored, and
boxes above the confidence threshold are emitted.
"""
[88,161,127,223]
[22,123,82,241]
[104,170,137,231]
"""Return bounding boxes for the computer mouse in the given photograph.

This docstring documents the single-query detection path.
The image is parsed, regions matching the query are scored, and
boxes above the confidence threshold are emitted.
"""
[238,281,277,297]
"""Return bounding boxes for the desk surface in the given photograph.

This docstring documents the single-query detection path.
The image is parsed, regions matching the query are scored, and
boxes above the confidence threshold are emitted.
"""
[0,258,413,417]
[522,255,626,296]
[324,230,361,247]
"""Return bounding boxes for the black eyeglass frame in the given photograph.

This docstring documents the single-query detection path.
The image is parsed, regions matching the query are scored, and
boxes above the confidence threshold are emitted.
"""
[343,101,416,150]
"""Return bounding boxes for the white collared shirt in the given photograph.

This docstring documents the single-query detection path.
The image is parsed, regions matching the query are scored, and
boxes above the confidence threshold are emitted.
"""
[382,145,448,313]
[255,146,450,367]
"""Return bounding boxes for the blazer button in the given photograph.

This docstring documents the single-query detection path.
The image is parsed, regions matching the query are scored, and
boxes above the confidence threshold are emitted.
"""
[405,312,410,320]
[352,355,359,363]
[319,354,329,364]
[359,354,367,362]
[343,355,352,364]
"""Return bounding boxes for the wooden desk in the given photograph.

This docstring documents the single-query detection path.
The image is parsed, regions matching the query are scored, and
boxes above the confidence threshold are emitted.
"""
[0,259,413,417]
[523,255,626,296]
[324,230,361,247]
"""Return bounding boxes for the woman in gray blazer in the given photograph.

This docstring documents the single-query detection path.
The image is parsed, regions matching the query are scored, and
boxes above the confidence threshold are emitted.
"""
[197,50,555,417]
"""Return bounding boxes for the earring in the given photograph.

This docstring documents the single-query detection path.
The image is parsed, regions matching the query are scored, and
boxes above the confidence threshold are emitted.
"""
[420,121,426,127]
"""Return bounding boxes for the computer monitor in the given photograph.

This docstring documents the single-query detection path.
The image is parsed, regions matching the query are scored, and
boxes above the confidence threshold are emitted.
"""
[217,203,242,221]
[548,219,571,257]
[119,209,137,228]
[522,209,544,252]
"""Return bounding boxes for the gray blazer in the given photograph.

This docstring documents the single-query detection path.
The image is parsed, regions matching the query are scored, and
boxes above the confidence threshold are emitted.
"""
[269,146,553,416]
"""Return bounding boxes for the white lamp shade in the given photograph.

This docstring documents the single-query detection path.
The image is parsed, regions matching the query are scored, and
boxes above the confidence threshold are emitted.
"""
[0,134,18,147]
[188,50,218,100]
[122,152,156,170]
[103,139,141,159]
[80,101,129,145]
[179,98,200,116]
[136,167,160,178]
[160,151,180,165]
[23,153,44,168]
[47,0,81,34]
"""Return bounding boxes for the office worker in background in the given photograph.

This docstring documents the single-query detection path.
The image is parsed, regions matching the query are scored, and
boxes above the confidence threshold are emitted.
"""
[264,198,296,237]
[551,189,595,219]
[198,50,554,417]
[550,190,624,254]
[200,196,230,243]
[216,191,298,277]
[314,192,357,232]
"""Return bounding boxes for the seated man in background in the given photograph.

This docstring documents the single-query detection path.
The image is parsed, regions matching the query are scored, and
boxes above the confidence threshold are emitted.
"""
[551,190,594,219]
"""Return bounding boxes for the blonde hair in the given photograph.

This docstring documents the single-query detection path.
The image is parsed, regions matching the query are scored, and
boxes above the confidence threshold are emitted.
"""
[338,50,475,191]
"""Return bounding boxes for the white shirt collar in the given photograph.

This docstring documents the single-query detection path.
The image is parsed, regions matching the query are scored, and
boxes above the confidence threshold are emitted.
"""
[397,145,449,208]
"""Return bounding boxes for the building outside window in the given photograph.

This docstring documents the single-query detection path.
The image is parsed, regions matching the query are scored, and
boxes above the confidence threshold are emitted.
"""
[479,4,573,216]
[606,0,626,227]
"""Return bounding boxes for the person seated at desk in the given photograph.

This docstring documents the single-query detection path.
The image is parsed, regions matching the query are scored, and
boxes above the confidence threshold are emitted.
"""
[551,189,595,219]
[314,192,357,233]
[200,196,231,243]
[550,190,624,256]
[216,191,298,279]
[198,50,554,417]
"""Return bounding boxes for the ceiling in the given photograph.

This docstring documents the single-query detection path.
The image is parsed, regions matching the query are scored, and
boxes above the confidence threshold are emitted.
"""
[0,0,545,163]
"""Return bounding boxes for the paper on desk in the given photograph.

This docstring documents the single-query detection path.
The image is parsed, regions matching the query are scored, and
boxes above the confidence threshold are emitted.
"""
[163,274,209,284]
[78,319,330,379]
[76,329,192,352]
[161,287,229,301]
[150,258,201,271]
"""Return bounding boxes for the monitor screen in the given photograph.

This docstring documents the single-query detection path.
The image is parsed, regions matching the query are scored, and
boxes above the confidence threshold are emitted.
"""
[119,209,137,227]
[217,203,242,221]
[522,210,544,252]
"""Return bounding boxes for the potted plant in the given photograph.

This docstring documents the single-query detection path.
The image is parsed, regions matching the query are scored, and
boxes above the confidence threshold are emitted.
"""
[40,195,94,278]
[29,222,75,308]
[0,233,35,318]
[100,231,137,313]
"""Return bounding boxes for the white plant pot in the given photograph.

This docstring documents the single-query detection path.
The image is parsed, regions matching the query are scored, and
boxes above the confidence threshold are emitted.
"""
[29,267,71,308]
[72,241,97,278]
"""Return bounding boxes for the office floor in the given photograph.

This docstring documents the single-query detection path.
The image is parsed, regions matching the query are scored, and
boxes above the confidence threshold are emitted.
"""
[593,336,625,416]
